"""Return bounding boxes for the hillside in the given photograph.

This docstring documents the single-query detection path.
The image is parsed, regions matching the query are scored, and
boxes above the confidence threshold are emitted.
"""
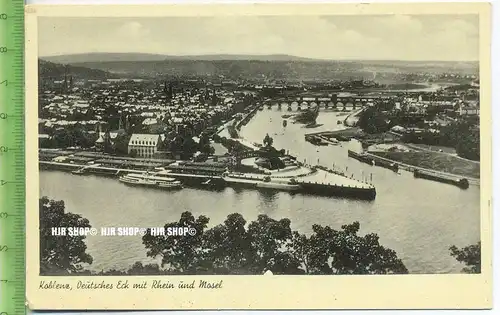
[54,59,478,82]
[41,53,316,64]
[42,53,170,64]
[38,53,479,82]
[38,59,118,80]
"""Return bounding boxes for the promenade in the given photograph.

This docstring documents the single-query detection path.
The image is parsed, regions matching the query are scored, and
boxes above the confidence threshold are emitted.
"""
[240,157,373,190]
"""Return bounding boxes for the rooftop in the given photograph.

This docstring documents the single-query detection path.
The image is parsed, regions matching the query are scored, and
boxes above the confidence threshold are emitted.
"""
[128,133,161,147]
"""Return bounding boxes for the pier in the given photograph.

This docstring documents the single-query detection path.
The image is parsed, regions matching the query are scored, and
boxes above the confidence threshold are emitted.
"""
[344,149,475,188]
[39,149,377,201]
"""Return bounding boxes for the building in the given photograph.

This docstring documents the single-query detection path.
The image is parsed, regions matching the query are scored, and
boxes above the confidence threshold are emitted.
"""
[127,134,162,158]
[458,106,480,116]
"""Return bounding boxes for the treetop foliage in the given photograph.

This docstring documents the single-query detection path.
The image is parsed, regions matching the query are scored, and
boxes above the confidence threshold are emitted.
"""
[40,197,476,276]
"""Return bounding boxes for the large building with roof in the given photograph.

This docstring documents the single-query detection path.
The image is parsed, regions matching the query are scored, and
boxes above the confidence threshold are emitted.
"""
[127,134,162,158]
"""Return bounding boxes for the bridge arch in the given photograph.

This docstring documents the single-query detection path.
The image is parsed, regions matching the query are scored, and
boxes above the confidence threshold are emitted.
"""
[262,94,376,112]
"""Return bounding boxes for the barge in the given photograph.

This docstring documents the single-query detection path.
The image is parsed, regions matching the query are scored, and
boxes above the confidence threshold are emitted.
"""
[413,169,469,189]
[348,150,399,172]
[305,135,329,146]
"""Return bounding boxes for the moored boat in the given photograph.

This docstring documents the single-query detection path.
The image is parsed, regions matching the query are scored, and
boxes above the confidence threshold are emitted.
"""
[119,173,183,189]
[413,169,469,189]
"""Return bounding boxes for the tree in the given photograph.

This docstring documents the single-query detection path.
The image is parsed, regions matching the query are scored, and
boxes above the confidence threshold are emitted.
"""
[142,212,408,275]
[227,124,239,139]
[142,211,210,274]
[437,120,479,161]
[247,215,302,274]
[51,127,98,149]
[113,133,131,156]
[301,222,408,274]
[181,137,198,159]
[358,107,389,134]
[103,105,120,130]
[456,129,480,161]
[450,242,481,273]
[203,213,255,274]
[39,197,93,275]
[198,133,215,155]
[212,134,221,143]
[200,143,215,156]
[199,133,211,147]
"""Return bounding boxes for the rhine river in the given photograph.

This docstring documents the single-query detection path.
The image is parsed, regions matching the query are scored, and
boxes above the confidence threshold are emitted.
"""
[39,108,480,274]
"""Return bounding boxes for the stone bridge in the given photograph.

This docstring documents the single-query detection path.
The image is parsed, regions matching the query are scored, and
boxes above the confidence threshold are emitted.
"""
[262,94,394,111]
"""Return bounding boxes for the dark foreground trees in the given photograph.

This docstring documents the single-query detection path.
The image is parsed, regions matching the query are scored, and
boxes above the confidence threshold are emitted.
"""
[142,212,409,275]
[39,197,93,274]
[39,198,410,275]
[449,242,481,274]
[38,197,485,276]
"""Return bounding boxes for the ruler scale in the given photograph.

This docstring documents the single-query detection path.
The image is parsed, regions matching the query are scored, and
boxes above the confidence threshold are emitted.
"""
[0,0,25,314]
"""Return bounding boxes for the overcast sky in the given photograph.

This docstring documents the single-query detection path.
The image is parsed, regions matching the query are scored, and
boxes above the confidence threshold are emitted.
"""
[38,15,479,61]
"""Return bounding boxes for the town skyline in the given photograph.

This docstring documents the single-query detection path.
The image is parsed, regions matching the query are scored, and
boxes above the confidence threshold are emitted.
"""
[38,14,479,62]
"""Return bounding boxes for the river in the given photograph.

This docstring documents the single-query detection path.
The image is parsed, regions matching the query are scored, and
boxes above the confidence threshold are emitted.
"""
[39,107,480,274]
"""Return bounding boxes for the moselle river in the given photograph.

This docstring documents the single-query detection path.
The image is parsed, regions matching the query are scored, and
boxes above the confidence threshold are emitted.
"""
[39,108,480,274]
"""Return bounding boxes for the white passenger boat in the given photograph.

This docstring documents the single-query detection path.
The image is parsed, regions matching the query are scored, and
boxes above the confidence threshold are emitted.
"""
[118,173,183,189]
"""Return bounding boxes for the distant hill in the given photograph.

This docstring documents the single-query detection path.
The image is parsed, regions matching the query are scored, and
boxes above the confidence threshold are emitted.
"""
[38,59,117,80]
[164,54,317,61]
[38,53,479,83]
[41,53,316,64]
[54,60,477,82]
[42,53,170,64]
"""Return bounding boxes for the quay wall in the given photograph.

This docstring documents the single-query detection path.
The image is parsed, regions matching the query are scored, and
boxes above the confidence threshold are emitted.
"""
[235,104,261,130]
[40,161,146,176]
[299,181,376,200]
[364,152,480,186]
[39,160,377,200]
[40,161,80,171]
[348,149,478,186]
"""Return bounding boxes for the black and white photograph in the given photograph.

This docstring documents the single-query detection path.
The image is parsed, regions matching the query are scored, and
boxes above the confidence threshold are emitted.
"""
[26,3,492,310]
[36,12,484,277]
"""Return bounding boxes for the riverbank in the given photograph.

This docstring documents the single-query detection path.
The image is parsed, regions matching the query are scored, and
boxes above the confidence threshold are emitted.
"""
[39,148,377,200]
[306,127,399,147]
[39,107,481,274]
[344,107,366,127]
[368,150,480,181]
[304,128,480,181]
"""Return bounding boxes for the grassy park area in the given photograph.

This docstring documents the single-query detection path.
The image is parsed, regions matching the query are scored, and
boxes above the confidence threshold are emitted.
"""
[370,150,480,179]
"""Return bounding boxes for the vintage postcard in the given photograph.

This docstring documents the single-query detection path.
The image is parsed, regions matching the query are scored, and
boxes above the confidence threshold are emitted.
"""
[25,2,492,310]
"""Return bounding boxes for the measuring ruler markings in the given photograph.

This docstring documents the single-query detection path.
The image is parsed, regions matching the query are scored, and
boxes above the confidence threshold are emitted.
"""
[0,0,26,314]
